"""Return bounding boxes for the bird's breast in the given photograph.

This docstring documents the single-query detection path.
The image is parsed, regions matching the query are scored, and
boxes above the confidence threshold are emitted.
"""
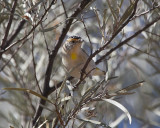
[70,52,78,60]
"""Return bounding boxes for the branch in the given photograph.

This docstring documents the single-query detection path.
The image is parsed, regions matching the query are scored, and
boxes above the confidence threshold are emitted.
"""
[1,0,18,49]
[61,0,68,18]
[0,0,50,50]
[131,4,160,20]
[48,76,73,95]
[76,0,139,87]
[32,0,94,126]
[96,16,160,64]
[0,1,52,58]
[31,30,43,95]
[0,0,56,59]
[5,20,26,48]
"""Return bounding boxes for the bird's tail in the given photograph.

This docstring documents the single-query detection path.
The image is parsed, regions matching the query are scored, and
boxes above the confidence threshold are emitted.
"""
[92,68,106,76]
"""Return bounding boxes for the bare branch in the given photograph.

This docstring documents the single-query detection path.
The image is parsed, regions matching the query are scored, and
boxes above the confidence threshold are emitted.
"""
[32,0,94,126]
[0,0,56,58]
[96,16,160,64]
[31,30,43,95]
[1,0,18,50]
[77,0,140,87]
[5,20,26,49]
[81,14,93,54]
[61,0,68,18]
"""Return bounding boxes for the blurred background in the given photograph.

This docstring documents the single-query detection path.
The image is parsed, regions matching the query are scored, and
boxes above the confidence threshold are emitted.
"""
[0,0,160,127]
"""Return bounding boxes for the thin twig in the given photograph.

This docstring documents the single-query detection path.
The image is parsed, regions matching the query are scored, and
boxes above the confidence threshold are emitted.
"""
[76,0,139,88]
[0,38,29,72]
[106,0,118,23]
[81,14,93,54]
[0,0,56,57]
[131,4,160,20]
[1,57,36,113]
[126,43,160,60]
[61,0,68,18]
[145,30,160,37]
[1,0,18,49]
[96,16,160,63]
[5,20,26,49]
[40,23,50,55]
[54,103,65,127]
[32,0,94,126]
[93,8,105,42]
[31,29,43,95]
[65,80,105,126]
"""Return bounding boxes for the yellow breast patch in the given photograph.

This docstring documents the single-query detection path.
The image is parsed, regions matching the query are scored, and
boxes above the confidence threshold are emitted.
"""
[71,52,77,60]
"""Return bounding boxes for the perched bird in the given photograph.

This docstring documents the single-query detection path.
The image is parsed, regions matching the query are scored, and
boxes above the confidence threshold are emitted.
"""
[61,35,106,79]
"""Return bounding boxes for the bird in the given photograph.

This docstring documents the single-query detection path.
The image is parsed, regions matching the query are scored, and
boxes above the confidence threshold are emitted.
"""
[61,35,106,79]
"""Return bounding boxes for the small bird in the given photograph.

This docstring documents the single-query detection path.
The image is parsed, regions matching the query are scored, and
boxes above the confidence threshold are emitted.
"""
[61,35,106,79]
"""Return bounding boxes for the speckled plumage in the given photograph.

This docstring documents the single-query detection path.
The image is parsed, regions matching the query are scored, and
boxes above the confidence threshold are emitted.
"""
[61,36,105,78]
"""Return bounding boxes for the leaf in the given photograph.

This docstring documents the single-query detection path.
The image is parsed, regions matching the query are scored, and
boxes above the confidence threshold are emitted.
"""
[116,80,144,94]
[41,21,64,32]
[118,1,135,26]
[27,0,44,13]
[109,113,127,127]
[3,88,54,104]
[103,99,132,124]
[38,120,48,128]
[106,0,118,22]
[61,96,71,102]
[119,0,124,8]
[105,71,109,81]
[78,121,87,128]
[77,118,111,128]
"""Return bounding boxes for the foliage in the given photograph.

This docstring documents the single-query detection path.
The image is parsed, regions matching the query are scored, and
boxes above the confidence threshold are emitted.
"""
[0,0,160,127]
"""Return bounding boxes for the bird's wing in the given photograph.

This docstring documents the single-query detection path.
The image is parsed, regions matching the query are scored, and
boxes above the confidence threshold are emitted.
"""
[80,48,96,67]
